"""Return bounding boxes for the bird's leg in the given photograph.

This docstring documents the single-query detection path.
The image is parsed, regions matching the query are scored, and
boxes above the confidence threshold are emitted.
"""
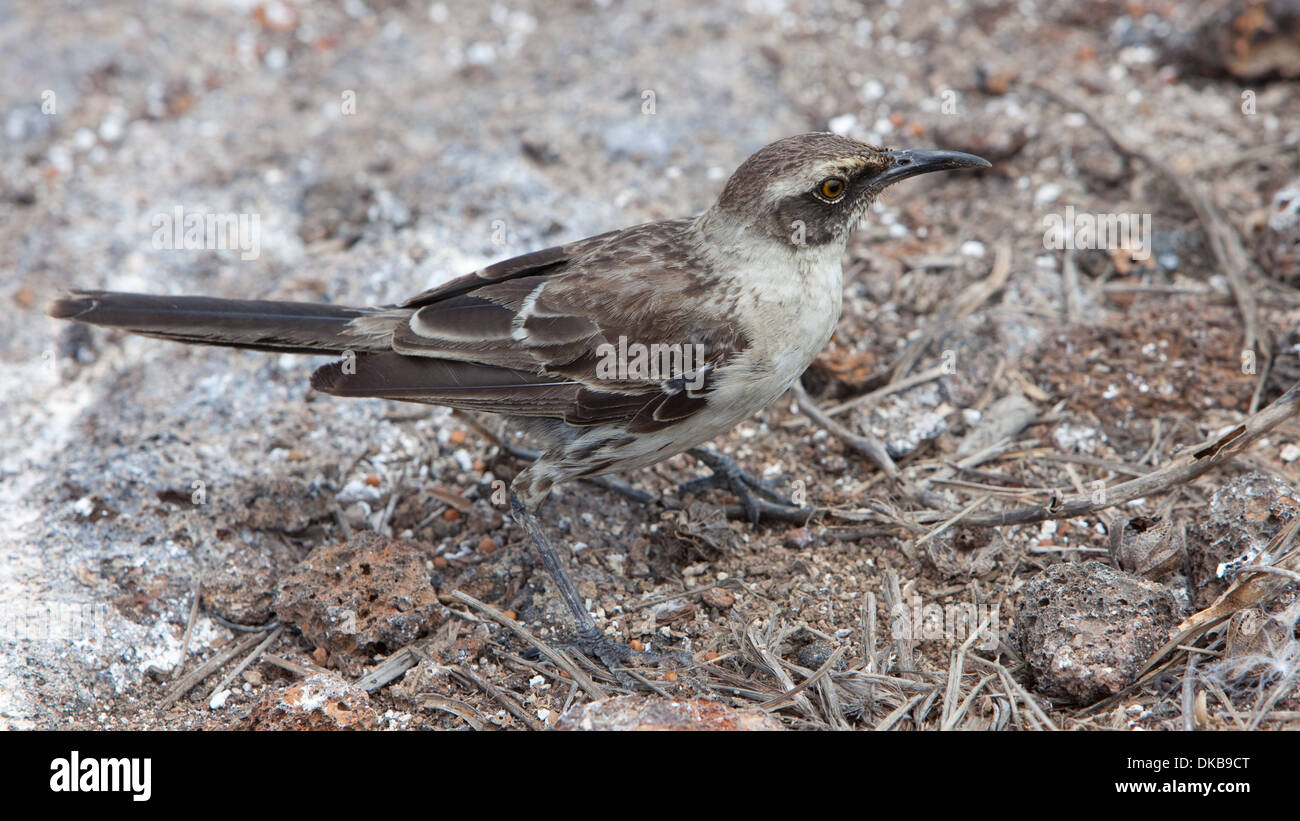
[508,491,681,684]
[497,442,658,504]
[497,441,807,523]
[678,447,809,525]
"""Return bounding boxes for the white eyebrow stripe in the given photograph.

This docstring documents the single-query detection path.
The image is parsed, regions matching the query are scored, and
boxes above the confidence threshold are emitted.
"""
[762,158,870,200]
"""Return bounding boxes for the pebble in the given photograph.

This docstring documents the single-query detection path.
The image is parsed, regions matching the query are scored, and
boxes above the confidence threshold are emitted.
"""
[1034,183,1062,205]
[828,113,859,136]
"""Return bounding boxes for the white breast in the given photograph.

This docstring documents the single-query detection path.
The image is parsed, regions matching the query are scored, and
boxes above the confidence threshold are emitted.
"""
[557,235,846,477]
[708,240,844,420]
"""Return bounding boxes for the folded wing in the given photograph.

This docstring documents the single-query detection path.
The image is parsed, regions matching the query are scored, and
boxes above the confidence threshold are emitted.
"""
[316,219,750,433]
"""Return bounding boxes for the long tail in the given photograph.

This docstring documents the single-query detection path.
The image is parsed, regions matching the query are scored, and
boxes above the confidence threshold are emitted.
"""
[47,290,392,354]
[47,289,582,415]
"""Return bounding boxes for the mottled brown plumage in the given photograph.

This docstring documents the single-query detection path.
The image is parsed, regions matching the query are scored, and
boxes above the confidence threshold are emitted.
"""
[48,133,989,672]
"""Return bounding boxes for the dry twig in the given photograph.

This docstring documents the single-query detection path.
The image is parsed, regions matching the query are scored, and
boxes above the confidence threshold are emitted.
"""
[451,590,610,700]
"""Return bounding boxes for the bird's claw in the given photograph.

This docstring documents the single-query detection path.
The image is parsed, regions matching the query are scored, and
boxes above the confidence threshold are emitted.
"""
[569,626,689,688]
[680,448,808,525]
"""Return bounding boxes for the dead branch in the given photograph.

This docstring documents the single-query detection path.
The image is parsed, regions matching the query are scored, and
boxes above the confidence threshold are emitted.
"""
[914,380,1300,526]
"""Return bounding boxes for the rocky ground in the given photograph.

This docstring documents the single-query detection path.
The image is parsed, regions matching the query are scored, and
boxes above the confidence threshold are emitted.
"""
[2,0,1298,730]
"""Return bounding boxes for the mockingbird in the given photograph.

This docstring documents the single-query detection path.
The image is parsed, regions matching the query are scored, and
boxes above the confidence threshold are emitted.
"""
[49,132,989,674]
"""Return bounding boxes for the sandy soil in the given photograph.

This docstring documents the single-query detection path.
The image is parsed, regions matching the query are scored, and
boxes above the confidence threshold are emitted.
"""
[2,0,1298,730]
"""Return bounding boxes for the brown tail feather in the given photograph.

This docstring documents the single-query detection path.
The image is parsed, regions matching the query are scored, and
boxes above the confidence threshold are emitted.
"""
[47,290,389,354]
[310,352,580,416]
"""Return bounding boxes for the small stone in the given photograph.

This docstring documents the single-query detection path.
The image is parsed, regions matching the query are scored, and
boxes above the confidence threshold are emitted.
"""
[1034,183,1062,205]
[1109,515,1186,581]
[202,551,279,626]
[556,696,783,731]
[702,587,735,609]
[1259,180,1300,285]
[784,527,814,549]
[828,113,859,136]
[245,674,377,730]
[796,641,836,669]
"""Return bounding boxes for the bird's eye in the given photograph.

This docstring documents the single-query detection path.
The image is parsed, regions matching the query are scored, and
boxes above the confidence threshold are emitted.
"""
[819,177,846,200]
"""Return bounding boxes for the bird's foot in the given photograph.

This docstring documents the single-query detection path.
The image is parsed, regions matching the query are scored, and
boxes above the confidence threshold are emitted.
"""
[568,625,691,688]
[503,441,812,524]
[680,447,810,524]
[510,490,689,688]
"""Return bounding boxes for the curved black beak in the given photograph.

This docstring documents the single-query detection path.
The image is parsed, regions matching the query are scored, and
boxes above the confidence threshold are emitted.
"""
[871,149,991,188]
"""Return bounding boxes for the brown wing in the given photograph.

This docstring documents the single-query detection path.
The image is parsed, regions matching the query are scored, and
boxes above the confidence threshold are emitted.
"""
[314,219,751,432]
[397,244,576,308]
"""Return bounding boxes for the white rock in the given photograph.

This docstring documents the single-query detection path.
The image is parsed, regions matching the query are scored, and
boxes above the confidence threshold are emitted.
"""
[828,113,858,136]
[465,42,496,65]
[73,127,96,151]
[1034,183,1062,205]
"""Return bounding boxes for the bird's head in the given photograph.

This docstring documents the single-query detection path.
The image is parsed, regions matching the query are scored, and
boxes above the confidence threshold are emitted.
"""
[707,132,989,248]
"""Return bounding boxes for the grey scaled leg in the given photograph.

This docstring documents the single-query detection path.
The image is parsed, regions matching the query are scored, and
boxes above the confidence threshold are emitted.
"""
[509,492,682,684]
[678,447,809,524]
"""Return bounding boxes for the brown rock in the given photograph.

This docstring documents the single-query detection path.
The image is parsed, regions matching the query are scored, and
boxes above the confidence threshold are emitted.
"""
[1187,473,1298,609]
[274,532,441,675]
[297,177,375,245]
[555,696,783,731]
[783,527,814,550]
[701,586,735,609]
[241,478,331,533]
[202,548,280,626]
[245,674,377,730]
[1013,561,1180,704]
[1258,180,1300,287]
[1162,0,1300,81]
